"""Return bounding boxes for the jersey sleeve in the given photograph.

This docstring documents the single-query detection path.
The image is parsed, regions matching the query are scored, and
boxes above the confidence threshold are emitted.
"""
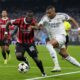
[10,18,21,25]
[62,13,71,20]
[38,16,46,25]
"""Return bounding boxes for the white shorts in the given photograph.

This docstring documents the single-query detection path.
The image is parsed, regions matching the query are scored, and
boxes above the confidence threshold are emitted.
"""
[51,35,66,48]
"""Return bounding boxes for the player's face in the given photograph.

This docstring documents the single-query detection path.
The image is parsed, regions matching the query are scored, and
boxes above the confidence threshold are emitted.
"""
[26,12,33,23]
[1,11,8,17]
[46,8,56,19]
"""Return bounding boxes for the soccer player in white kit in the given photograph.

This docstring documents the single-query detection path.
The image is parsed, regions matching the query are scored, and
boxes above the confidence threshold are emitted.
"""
[38,5,80,72]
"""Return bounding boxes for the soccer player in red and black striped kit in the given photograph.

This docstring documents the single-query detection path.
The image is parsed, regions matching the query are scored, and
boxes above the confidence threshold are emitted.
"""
[6,10,46,76]
[0,10,11,64]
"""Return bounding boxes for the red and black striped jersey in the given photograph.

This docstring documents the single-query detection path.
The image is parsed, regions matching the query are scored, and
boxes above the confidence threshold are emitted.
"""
[10,17,36,44]
[0,18,10,40]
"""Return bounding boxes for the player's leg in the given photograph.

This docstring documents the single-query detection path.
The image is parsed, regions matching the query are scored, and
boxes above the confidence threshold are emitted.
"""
[15,43,29,66]
[60,48,80,67]
[1,46,7,64]
[50,35,80,67]
[26,43,46,76]
[5,45,11,60]
[59,35,69,59]
[46,38,61,72]
[5,39,11,60]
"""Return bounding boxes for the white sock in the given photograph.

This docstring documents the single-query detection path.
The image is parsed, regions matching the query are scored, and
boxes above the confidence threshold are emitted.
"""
[46,43,60,68]
[65,56,80,67]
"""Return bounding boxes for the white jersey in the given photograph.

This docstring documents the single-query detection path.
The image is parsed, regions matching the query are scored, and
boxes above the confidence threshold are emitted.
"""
[39,13,71,39]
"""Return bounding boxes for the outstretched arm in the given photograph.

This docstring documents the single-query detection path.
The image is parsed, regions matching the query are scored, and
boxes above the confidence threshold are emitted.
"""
[70,17,79,28]
[6,21,12,32]
[69,17,79,28]
[11,26,18,37]
[69,17,80,33]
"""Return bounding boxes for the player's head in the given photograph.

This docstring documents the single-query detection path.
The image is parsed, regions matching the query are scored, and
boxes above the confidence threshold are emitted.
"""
[26,10,34,19]
[46,5,56,19]
[25,10,34,24]
[1,10,8,17]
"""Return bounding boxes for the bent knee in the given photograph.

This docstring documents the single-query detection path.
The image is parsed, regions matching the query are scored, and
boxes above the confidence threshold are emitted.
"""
[16,53,22,61]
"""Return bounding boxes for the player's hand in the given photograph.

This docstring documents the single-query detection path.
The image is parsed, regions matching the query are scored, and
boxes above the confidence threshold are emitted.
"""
[4,32,8,38]
[78,28,80,33]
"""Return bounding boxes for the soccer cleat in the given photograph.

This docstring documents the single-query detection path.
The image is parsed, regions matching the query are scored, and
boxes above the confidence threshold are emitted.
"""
[4,59,8,64]
[51,67,61,72]
[42,73,47,77]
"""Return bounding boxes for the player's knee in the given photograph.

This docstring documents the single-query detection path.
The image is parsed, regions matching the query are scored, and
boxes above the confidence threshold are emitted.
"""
[60,48,69,58]
[62,54,68,58]
[60,53,68,58]
[2,48,6,53]
[16,53,23,61]
[1,47,6,52]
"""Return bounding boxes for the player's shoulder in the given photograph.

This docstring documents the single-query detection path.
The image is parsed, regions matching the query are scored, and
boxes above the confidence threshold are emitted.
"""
[42,15,47,18]
[15,17,24,22]
[0,18,2,21]
[56,12,69,16]
[18,17,24,20]
[41,15,48,21]
[10,17,23,23]
[0,18,3,24]
[57,12,68,15]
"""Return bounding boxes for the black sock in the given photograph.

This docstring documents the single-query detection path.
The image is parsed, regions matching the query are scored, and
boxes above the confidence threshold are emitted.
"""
[2,51,6,60]
[18,56,29,66]
[6,50,10,55]
[22,57,29,66]
[33,57,45,74]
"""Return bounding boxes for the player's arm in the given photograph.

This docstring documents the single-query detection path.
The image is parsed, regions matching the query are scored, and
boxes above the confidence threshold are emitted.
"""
[31,23,43,30]
[31,15,46,30]
[63,13,80,31]
[69,17,80,33]
[69,17,79,28]
[11,26,18,37]
[6,19,20,32]
[30,19,43,30]
[6,21,12,32]
[36,16,46,29]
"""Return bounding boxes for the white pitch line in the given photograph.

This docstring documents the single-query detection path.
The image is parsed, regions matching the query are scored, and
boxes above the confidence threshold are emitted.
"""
[0,66,78,69]
[0,66,79,70]
[25,71,80,80]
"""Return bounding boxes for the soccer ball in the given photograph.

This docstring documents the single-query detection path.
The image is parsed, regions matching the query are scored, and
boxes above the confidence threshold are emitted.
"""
[18,62,29,73]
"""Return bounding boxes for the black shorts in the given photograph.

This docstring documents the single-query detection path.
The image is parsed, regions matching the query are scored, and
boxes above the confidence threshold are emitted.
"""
[15,42,38,58]
[0,39,11,46]
[65,35,69,47]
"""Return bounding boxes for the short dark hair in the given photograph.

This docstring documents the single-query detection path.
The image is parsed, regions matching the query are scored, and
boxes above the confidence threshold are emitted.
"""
[27,10,33,14]
[46,5,55,10]
[26,10,34,17]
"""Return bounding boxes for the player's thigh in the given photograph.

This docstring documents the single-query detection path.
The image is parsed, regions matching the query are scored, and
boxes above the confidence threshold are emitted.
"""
[1,46,5,51]
[47,35,66,48]
[15,43,25,57]
[0,40,5,47]
[4,39,11,46]
[46,37,59,48]
[60,48,69,58]
[4,45,9,51]
[26,43,38,58]
[54,35,66,48]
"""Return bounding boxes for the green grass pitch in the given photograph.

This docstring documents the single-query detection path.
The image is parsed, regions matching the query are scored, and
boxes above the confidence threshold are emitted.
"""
[0,45,80,80]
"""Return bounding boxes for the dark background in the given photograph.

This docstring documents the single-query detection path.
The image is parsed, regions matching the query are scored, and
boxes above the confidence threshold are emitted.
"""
[0,0,80,12]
